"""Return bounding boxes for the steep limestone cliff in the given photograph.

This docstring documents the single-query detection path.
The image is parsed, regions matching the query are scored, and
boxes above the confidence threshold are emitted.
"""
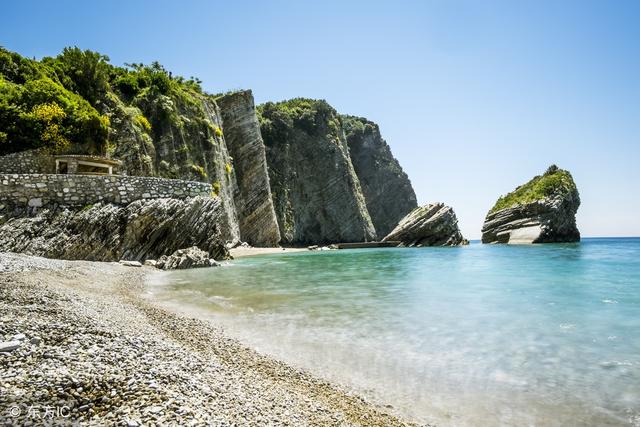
[109,92,242,245]
[481,165,580,244]
[217,90,281,246]
[0,197,232,261]
[342,115,417,236]
[383,203,467,246]
[259,99,376,244]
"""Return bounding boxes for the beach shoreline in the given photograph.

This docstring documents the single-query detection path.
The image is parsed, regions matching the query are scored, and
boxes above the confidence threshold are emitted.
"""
[229,246,307,258]
[0,252,418,426]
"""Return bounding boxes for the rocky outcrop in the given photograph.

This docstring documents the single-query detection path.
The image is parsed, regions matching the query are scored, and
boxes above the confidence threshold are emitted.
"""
[481,165,580,244]
[217,90,281,246]
[383,203,468,246]
[156,246,220,270]
[343,116,418,236]
[259,99,376,244]
[0,196,232,261]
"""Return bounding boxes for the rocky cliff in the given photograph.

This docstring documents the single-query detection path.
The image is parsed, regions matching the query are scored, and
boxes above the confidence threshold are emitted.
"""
[259,99,376,244]
[481,165,580,244]
[342,115,417,236]
[217,90,281,246]
[1,47,421,250]
[0,196,232,261]
[108,89,242,245]
[383,203,467,246]
[0,47,243,245]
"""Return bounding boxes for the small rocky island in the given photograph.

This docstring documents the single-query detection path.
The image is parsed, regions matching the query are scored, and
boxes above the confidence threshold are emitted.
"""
[383,203,468,246]
[481,165,581,244]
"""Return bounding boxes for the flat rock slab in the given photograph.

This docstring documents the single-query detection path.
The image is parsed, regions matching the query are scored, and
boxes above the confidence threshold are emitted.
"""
[0,341,21,352]
[119,260,142,267]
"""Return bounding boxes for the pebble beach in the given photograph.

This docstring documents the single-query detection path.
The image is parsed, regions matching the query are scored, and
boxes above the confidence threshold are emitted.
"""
[0,253,416,426]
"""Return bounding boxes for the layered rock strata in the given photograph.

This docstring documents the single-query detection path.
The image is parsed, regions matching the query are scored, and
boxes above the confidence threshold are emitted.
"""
[217,90,281,246]
[259,99,376,244]
[0,196,231,261]
[383,203,468,246]
[343,116,418,237]
[481,165,580,244]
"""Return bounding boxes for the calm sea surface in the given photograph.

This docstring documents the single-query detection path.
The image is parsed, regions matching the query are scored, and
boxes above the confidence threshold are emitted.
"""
[148,238,640,426]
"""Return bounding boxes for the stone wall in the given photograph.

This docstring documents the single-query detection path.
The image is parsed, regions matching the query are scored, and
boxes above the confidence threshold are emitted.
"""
[0,174,212,214]
[0,150,54,174]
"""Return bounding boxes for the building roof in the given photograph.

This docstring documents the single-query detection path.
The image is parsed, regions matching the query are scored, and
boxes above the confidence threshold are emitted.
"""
[53,155,122,166]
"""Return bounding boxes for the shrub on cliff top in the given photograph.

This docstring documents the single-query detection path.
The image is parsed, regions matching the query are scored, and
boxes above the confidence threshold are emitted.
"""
[258,98,341,145]
[490,165,577,213]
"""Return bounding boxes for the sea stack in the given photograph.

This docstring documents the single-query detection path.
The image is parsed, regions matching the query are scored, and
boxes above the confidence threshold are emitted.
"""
[481,165,580,244]
[383,203,468,246]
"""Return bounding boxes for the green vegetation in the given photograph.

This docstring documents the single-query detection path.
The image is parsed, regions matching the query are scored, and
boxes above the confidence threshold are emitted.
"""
[225,162,232,174]
[257,98,342,145]
[191,164,207,179]
[214,126,223,138]
[341,115,377,139]
[490,165,577,213]
[211,181,221,197]
[134,114,151,132]
[0,46,209,158]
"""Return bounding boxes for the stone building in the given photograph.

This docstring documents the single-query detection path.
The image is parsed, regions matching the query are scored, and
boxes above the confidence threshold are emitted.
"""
[54,155,122,175]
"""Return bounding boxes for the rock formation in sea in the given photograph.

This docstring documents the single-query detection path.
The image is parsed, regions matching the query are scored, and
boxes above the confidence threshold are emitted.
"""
[259,99,376,244]
[481,165,580,244]
[382,203,468,246]
[0,197,232,261]
[217,90,281,246]
[342,115,418,237]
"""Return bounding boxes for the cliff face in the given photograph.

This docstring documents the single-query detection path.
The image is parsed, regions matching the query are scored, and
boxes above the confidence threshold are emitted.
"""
[217,90,281,246]
[481,165,580,244]
[259,99,376,244]
[2,47,421,249]
[342,116,417,236]
[109,93,242,245]
[0,197,232,261]
[383,203,467,246]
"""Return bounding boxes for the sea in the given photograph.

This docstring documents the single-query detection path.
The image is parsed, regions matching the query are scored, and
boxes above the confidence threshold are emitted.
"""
[148,238,640,426]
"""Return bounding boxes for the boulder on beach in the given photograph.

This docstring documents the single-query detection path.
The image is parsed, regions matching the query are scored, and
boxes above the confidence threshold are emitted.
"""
[382,203,468,247]
[481,165,580,244]
[156,246,220,270]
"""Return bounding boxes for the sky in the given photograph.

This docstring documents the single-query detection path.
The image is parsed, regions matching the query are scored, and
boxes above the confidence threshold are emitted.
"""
[2,0,639,239]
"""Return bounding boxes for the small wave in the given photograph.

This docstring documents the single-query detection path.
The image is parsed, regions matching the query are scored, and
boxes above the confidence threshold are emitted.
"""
[207,295,234,308]
[559,323,575,330]
[600,360,633,369]
[602,299,618,304]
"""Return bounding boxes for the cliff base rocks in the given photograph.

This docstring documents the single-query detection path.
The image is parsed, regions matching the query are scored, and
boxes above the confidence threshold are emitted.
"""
[383,203,468,246]
[156,246,220,270]
[0,196,232,261]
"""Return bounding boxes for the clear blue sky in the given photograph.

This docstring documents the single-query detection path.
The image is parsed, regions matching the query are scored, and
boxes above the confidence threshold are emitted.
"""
[2,0,639,238]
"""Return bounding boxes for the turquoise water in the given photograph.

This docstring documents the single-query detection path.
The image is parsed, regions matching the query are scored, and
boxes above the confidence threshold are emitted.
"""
[149,238,640,426]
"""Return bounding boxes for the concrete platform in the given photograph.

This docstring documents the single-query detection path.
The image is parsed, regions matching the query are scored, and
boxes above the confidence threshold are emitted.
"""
[336,241,401,249]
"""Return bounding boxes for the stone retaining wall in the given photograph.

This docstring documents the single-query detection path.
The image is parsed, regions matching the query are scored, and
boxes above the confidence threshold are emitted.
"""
[0,174,212,213]
[0,150,54,174]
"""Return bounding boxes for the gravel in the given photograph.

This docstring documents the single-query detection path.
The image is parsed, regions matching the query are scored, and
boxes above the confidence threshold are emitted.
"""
[0,253,420,426]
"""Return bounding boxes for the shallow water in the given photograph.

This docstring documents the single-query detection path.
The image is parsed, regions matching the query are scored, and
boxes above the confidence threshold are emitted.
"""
[149,238,640,426]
